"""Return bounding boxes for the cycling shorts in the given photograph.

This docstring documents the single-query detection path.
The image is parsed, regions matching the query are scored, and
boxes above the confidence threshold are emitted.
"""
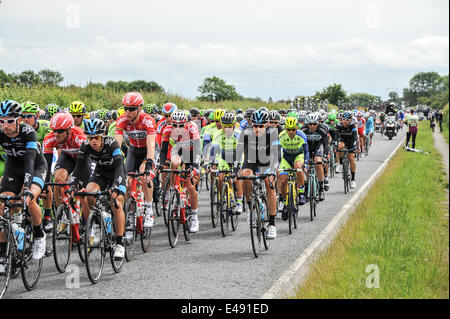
[1,162,47,194]
[54,152,92,187]
[279,153,304,175]
[88,168,127,195]
[126,145,147,173]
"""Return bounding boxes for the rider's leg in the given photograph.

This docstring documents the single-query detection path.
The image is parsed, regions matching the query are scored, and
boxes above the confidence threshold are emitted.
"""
[53,168,69,207]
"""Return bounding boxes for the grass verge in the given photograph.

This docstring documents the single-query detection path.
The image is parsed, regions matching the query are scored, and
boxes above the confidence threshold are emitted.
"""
[292,123,449,299]
[442,103,449,144]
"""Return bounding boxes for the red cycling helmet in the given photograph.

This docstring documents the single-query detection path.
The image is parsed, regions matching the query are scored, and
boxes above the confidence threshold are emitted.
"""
[50,111,74,130]
[162,102,178,114]
[122,92,144,106]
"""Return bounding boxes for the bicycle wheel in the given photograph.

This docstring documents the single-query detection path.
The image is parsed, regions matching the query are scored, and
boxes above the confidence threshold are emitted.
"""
[140,215,152,253]
[313,179,318,218]
[85,210,105,284]
[52,204,72,273]
[288,182,295,234]
[230,186,239,232]
[183,208,192,242]
[43,205,54,258]
[343,158,349,194]
[219,183,230,237]
[77,222,86,264]
[261,198,271,251]
[21,221,43,291]
[124,198,137,262]
[309,178,314,221]
[168,191,181,248]
[365,138,369,156]
[110,218,124,273]
[162,178,170,227]
[210,177,219,228]
[0,223,12,299]
[249,199,262,258]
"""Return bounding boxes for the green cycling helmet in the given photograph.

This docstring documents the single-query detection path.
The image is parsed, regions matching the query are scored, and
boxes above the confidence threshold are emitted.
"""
[46,104,61,117]
[328,113,337,121]
[144,104,156,114]
[286,111,298,119]
[22,101,40,114]
[97,108,109,120]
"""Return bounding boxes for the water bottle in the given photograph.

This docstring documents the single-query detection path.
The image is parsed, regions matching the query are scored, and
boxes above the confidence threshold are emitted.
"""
[102,211,112,235]
[12,223,24,251]
[259,201,265,220]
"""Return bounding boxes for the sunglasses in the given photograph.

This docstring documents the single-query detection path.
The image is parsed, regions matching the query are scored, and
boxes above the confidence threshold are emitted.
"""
[287,128,297,132]
[124,107,138,112]
[87,135,102,141]
[21,114,35,119]
[172,123,185,128]
[164,114,171,118]
[307,123,318,126]
[253,124,265,128]
[270,121,279,124]
[52,129,67,134]
[72,114,84,118]
[0,118,17,125]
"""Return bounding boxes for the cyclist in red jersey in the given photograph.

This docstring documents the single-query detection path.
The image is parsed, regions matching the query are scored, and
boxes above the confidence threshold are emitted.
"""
[159,110,201,232]
[115,92,157,228]
[43,111,90,208]
[156,103,177,150]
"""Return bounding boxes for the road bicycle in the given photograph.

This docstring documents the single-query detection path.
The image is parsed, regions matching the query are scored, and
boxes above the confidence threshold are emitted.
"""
[209,167,220,229]
[161,169,195,248]
[211,169,239,237]
[125,172,152,256]
[76,188,123,284]
[0,193,43,298]
[336,149,352,194]
[328,142,338,179]
[278,169,302,234]
[47,182,85,273]
[237,174,273,258]
[306,160,321,221]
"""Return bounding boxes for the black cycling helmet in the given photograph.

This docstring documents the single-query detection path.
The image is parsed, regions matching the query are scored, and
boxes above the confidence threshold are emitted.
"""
[0,100,22,118]
[269,110,281,122]
[190,108,200,116]
[236,108,243,115]
[245,108,255,118]
[279,109,287,115]
[84,118,106,136]
[220,112,237,127]
[251,109,269,125]
[343,111,353,120]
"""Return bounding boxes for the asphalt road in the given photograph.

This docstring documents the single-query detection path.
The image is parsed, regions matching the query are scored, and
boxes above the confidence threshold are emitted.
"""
[5,130,404,299]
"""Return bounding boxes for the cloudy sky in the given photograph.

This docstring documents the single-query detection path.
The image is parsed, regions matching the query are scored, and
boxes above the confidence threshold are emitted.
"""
[0,0,448,101]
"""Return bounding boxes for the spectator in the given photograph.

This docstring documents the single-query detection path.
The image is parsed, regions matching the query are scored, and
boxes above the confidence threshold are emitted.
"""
[437,110,444,132]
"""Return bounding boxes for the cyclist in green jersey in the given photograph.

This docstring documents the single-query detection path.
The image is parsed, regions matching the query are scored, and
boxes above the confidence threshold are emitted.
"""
[21,101,54,231]
[69,101,86,129]
[210,112,244,213]
[278,117,309,217]
[202,109,224,161]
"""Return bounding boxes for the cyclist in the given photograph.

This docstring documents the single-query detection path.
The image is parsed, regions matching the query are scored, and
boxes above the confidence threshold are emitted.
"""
[21,101,54,231]
[278,117,309,218]
[115,92,156,228]
[190,108,207,133]
[156,103,177,151]
[336,111,358,189]
[209,112,244,214]
[69,101,86,129]
[43,112,91,208]
[202,109,225,162]
[236,110,280,239]
[268,110,283,134]
[159,110,201,232]
[301,113,328,201]
[364,112,374,146]
[355,111,366,156]
[0,100,48,260]
[239,108,255,131]
[69,119,127,259]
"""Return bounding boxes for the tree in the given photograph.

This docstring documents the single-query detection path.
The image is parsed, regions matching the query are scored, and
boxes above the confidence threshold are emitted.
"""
[0,69,11,87]
[388,91,400,104]
[197,76,240,102]
[314,83,347,105]
[38,69,64,86]
[348,93,381,107]
[18,70,41,87]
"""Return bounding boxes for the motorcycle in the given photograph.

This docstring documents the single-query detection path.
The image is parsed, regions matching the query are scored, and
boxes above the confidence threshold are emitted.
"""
[385,116,397,140]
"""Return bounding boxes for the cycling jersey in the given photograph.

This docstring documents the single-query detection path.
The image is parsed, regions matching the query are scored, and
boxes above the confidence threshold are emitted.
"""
[155,117,167,148]
[0,123,47,192]
[43,126,86,158]
[337,123,358,150]
[356,118,366,135]
[34,120,52,146]
[365,117,374,133]
[405,114,419,134]
[279,129,309,172]
[301,125,329,159]
[107,121,116,137]
[72,136,126,195]
[115,112,156,148]
[210,128,241,166]
[325,120,339,142]
[160,122,201,166]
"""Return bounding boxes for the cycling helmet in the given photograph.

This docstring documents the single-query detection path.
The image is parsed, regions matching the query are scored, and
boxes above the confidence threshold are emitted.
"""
[171,110,187,124]
[50,111,74,130]
[97,109,108,120]
[122,92,144,106]
[363,112,371,119]
[110,110,118,121]
[305,113,319,124]
[286,111,298,119]
[144,104,156,114]
[251,110,269,125]
[269,110,281,122]
[236,114,244,123]
[279,109,287,116]
[213,109,225,122]
[321,113,328,122]
[117,107,126,117]
[0,100,22,118]
[328,113,337,121]
[259,107,269,113]
[69,101,86,114]
[285,117,298,129]
[236,108,243,115]
[22,101,40,114]
[190,108,200,117]
[245,108,255,118]
[46,104,61,118]
[343,111,353,120]
[84,118,106,136]
[153,105,162,114]
[162,102,177,114]
[356,111,363,117]
[203,109,213,119]
[208,112,215,121]
[220,112,237,127]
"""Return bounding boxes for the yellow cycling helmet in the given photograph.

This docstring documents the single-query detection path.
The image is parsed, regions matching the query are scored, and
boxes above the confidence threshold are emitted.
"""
[117,106,126,117]
[285,117,298,130]
[84,112,90,120]
[69,101,86,114]
[213,109,225,122]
